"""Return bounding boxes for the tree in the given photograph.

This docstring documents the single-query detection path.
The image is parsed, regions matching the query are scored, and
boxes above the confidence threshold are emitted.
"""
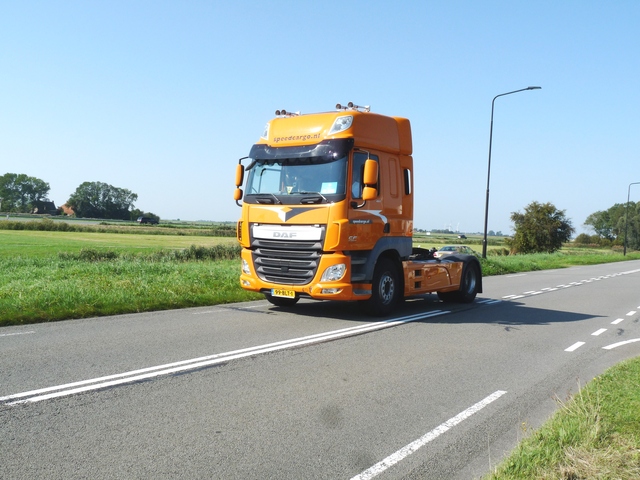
[67,181,138,220]
[0,173,50,213]
[584,203,627,241]
[509,201,574,254]
[623,201,640,251]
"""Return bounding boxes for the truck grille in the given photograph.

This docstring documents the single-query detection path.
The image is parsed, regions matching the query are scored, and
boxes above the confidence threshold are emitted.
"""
[251,238,323,285]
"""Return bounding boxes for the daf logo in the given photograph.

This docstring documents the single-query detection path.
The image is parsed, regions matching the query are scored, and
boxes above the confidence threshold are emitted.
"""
[273,232,297,238]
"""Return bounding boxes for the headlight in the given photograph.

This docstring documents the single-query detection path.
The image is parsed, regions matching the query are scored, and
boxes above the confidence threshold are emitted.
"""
[321,263,346,282]
[242,259,251,275]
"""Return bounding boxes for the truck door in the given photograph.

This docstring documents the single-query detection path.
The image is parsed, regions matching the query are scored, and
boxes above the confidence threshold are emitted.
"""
[348,151,383,249]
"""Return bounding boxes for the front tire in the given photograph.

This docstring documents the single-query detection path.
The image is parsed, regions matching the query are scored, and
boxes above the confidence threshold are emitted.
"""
[361,258,401,316]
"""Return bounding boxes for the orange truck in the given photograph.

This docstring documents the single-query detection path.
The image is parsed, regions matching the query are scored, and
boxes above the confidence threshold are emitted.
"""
[233,103,482,315]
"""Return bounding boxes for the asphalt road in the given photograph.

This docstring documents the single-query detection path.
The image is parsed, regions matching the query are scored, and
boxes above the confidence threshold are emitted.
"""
[2,260,640,479]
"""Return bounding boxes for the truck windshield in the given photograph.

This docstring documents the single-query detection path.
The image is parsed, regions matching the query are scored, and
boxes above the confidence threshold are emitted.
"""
[246,156,347,197]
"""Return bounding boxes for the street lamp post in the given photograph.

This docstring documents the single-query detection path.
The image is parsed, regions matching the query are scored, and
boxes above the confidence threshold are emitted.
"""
[623,182,640,256]
[482,86,541,259]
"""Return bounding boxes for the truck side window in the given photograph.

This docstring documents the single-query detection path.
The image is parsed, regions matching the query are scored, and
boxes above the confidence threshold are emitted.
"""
[352,152,378,199]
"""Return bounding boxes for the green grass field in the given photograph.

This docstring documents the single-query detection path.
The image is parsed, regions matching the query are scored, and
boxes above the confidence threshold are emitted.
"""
[0,229,257,326]
[0,229,237,258]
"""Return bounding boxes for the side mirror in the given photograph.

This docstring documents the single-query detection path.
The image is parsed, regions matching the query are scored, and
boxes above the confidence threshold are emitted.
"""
[235,164,245,187]
[362,186,376,201]
[363,159,378,185]
[362,159,378,200]
[234,188,243,201]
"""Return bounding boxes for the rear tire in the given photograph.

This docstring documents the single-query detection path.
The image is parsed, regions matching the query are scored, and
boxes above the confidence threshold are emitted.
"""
[361,258,401,316]
[265,294,300,307]
[437,262,480,303]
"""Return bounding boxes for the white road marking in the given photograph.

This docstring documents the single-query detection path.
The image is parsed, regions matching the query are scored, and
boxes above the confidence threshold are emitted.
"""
[1,310,450,405]
[565,342,585,352]
[612,318,624,325]
[626,311,636,316]
[351,390,507,480]
[501,267,640,303]
[0,331,35,338]
[591,328,607,336]
[603,339,640,350]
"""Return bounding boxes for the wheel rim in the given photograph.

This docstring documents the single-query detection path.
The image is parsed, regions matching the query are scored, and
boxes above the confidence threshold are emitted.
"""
[379,273,395,304]
[465,268,477,294]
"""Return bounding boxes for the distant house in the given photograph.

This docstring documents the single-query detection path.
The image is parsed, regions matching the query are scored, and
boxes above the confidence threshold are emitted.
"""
[59,204,75,216]
[31,200,58,215]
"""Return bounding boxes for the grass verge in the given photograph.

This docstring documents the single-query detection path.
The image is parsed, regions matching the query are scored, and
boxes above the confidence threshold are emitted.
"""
[0,246,261,326]
[485,357,640,479]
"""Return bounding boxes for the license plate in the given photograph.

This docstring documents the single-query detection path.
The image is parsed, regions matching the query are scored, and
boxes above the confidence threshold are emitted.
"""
[271,289,295,298]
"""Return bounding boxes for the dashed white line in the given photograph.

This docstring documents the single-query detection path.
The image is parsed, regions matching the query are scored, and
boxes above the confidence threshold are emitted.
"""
[351,390,508,480]
[603,339,640,350]
[626,311,636,317]
[0,331,35,338]
[591,328,607,336]
[611,318,624,325]
[565,342,585,352]
[477,299,502,305]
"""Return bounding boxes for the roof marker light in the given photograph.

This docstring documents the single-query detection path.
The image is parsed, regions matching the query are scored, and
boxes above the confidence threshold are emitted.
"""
[335,102,370,112]
[275,109,300,117]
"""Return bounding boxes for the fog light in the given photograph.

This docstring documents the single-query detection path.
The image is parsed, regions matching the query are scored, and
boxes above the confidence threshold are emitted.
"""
[321,263,346,282]
[242,259,251,275]
[241,279,251,286]
[321,288,342,294]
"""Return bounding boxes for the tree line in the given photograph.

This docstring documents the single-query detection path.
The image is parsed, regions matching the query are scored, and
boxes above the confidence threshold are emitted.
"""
[581,202,640,250]
[2,172,639,252]
[0,173,158,222]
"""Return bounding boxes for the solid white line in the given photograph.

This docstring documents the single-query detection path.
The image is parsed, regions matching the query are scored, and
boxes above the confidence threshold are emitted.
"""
[591,329,607,336]
[351,391,507,480]
[2,310,450,405]
[565,342,585,352]
[611,318,624,325]
[603,338,640,350]
[0,331,35,338]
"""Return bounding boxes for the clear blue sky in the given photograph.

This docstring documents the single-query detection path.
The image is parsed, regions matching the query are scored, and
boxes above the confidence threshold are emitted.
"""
[2,1,638,234]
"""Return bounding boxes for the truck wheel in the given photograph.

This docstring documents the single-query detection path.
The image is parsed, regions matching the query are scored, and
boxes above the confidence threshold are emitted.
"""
[265,294,300,307]
[437,262,480,303]
[361,258,400,316]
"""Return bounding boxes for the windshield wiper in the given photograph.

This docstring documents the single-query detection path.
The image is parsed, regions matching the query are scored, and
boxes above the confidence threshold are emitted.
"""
[297,191,328,204]
[255,193,281,204]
